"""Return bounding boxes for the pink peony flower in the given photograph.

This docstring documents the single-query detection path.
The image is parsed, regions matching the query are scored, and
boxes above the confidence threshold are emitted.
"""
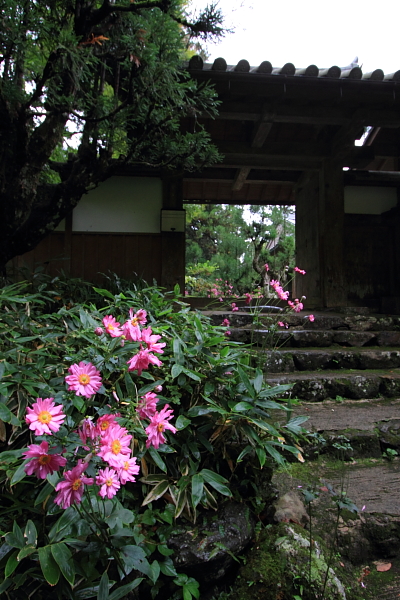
[96,413,119,436]
[140,327,166,354]
[65,362,102,398]
[78,417,98,447]
[102,315,123,338]
[222,318,230,327]
[278,322,285,327]
[264,264,269,272]
[225,330,231,336]
[244,293,253,305]
[137,392,159,420]
[54,461,94,509]
[308,314,315,322]
[145,405,177,449]
[294,266,306,275]
[23,441,67,479]
[97,423,132,468]
[293,302,304,313]
[231,303,239,312]
[133,309,147,325]
[96,467,121,499]
[155,385,163,393]
[25,398,66,436]
[127,349,162,375]
[118,456,140,485]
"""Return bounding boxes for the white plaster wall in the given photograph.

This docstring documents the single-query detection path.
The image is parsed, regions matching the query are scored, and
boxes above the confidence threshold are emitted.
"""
[72,176,162,232]
[344,186,398,214]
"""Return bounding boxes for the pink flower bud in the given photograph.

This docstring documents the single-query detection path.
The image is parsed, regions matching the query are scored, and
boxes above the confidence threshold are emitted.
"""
[95,327,104,336]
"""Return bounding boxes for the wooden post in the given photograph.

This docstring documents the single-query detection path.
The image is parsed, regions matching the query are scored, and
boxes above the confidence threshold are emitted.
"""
[320,159,346,307]
[160,173,185,292]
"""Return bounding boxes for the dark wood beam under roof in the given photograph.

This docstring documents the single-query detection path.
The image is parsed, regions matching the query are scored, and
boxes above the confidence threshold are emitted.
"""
[180,57,400,205]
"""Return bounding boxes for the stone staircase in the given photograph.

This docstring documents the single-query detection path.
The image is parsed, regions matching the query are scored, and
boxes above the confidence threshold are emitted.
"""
[202,305,400,593]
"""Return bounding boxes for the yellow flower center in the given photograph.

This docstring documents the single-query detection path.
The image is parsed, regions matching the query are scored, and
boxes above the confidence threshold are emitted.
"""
[157,423,165,433]
[72,479,81,491]
[100,421,110,431]
[38,411,52,424]
[38,455,51,465]
[131,317,138,326]
[108,324,114,330]
[78,374,90,385]
[111,440,121,454]
[123,461,129,470]
[106,478,113,487]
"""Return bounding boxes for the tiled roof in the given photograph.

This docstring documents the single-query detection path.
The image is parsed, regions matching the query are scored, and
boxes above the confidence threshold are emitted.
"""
[188,55,400,82]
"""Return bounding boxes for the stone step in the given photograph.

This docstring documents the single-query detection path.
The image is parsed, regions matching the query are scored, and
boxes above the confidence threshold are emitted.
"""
[264,347,400,372]
[290,398,400,460]
[205,310,400,333]
[229,328,400,347]
[265,370,400,401]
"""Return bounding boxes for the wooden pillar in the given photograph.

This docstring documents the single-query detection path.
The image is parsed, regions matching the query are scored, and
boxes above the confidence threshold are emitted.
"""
[160,173,185,292]
[294,172,322,307]
[320,159,346,307]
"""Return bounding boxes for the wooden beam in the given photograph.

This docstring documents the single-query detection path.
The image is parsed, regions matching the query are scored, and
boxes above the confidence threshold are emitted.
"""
[221,155,322,171]
[231,108,277,191]
[344,170,400,185]
[217,141,328,158]
[232,167,251,191]
[200,105,400,128]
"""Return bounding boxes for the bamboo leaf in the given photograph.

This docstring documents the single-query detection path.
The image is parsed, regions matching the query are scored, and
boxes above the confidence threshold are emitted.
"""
[38,546,60,586]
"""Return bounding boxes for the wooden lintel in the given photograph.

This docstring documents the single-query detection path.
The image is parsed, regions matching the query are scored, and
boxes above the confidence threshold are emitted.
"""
[200,107,400,128]
[221,155,321,171]
[217,140,328,158]
[184,177,296,185]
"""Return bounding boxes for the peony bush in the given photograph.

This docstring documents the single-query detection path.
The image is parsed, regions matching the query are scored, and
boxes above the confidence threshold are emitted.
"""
[0,281,307,599]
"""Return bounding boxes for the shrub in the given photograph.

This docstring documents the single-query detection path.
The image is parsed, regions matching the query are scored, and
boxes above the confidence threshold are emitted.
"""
[0,281,307,599]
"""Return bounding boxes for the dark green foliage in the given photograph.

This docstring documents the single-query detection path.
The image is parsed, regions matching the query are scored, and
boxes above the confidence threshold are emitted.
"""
[0,278,307,599]
[0,0,224,269]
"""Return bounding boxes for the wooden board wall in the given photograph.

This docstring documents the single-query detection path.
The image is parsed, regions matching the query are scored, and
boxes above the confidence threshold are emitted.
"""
[10,232,162,285]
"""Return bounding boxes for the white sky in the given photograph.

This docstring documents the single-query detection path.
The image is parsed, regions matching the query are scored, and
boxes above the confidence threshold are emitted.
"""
[189,0,399,75]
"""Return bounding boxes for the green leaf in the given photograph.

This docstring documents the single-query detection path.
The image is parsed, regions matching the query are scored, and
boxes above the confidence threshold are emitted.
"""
[253,369,264,394]
[51,542,75,585]
[5,550,19,578]
[49,507,77,542]
[34,482,54,506]
[108,579,143,600]
[142,480,169,506]
[24,520,37,546]
[17,545,36,561]
[5,522,24,549]
[98,571,109,600]
[159,557,177,577]
[138,380,164,395]
[199,469,231,497]
[175,415,191,430]
[171,364,183,379]
[232,401,252,412]
[191,474,204,508]
[181,367,202,382]
[187,406,213,417]
[147,446,167,472]
[247,416,280,437]
[38,546,60,586]
[120,545,149,577]
[237,365,255,399]
[10,460,28,485]
[255,447,267,468]
[72,395,85,412]
[0,449,24,464]
[93,287,115,300]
